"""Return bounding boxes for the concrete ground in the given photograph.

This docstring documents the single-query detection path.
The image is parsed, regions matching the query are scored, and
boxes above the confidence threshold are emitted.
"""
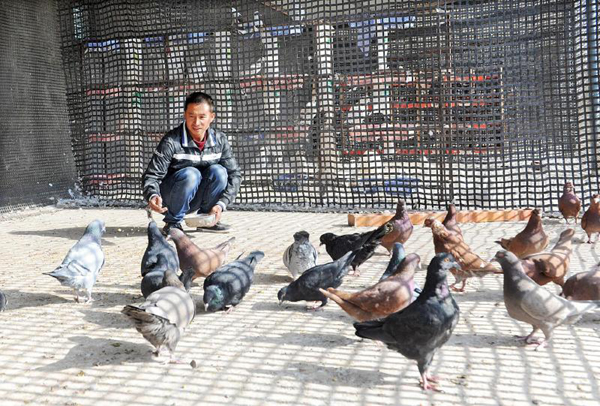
[0,207,599,406]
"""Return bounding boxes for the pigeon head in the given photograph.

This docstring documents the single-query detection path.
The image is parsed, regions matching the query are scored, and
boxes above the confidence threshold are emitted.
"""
[493,250,521,273]
[86,219,106,240]
[277,286,289,305]
[147,220,163,241]
[423,218,435,228]
[395,199,406,215]
[245,251,265,267]
[563,182,574,192]
[203,285,225,312]
[293,231,310,242]
[447,203,457,215]
[320,233,336,246]
[592,194,600,205]
[168,227,186,241]
[162,269,185,290]
[431,252,460,274]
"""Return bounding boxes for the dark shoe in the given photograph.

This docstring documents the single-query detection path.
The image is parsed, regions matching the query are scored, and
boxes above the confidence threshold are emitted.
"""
[162,222,183,236]
[197,222,231,233]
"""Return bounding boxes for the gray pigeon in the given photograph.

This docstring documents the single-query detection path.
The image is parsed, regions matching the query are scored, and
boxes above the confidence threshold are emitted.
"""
[283,231,318,280]
[44,219,106,303]
[203,251,265,312]
[0,290,6,312]
[278,250,357,309]
[494,250,600,349]
[353,252,461,391]
[141,220,179,277]
[122,269,195,362]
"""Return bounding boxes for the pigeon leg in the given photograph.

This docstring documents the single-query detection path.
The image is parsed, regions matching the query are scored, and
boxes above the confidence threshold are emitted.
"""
[348,266,361,277]
[515,328,541,344]
[534,339,548,351]
[450,279,466,293]
[85,291,94,303]
[307,301,325,311]
[225,306,235,314]
[420,373,441,391]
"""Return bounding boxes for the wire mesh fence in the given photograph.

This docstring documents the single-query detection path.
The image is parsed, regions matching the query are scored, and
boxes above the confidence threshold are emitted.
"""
[56,0,600,212]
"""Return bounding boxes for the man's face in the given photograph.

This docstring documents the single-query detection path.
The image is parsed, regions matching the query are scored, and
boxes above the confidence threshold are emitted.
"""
[184,102,215,141]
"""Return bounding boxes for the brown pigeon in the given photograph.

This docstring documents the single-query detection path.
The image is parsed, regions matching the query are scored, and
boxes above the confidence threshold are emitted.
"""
[558,182,581,224]
[561,267,600,300]
[380,199,414,253]
[168,228,235,280]
[581,194,600,243]
[442,204,463,237]
[520,228,574,287]
[496,208,549,258]
[430,204,464,253]
[319,253,421,322]
[424,218,500,292]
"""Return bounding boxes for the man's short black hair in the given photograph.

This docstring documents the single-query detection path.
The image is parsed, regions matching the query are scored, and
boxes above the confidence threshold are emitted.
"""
[184,92,214,112]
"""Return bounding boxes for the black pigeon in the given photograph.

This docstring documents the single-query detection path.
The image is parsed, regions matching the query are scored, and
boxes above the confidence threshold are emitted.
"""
[141,268,195,298]
[277,250,357,310]
[203,251,264,312]
[354,252,460,391]
[141,220,179,277]
[320,222,393,276]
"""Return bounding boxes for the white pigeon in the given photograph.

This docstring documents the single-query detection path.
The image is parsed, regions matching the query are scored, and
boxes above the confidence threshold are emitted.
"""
[283,231,318,280]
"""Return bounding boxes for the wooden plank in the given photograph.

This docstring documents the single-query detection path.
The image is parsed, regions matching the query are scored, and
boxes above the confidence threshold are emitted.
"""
[348,209,534,227]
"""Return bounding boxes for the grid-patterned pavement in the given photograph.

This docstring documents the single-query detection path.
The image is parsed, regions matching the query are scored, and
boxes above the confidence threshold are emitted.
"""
[0,207,599,405]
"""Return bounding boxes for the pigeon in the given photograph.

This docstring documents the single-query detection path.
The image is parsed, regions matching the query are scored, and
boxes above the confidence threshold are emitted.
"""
[494,250,600,349]
[353,252,461,391]
[581,194,600,243]
[561,267,600,300]
[44,219,106,303]
[0,290,6,312]
[122,269,195,362]
[558,182,581,224]
[320,253,421,321]
[141,220,179,277]
[520,228,574,287]
[424,218,501,292]
[168,228,235,280]
[496,208,549,258]
[379,242,407,281]
[441,204,463,237]
[283,231,318,280]
[203,251,264,312]
[141,268,195,298]
[320,222,393,276]
[278,250,357,310]
[380,199,414,253]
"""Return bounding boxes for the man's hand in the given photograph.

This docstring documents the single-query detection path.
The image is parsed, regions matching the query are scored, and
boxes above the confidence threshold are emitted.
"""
[208,204,223,225]
[148,195,168,214]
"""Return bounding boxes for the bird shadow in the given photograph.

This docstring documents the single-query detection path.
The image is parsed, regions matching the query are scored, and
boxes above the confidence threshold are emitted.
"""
[1,290,71,310]
[251,301,350,322]
[90,291,144,308]
[244,331,356,348]
[36,335,153,372]
[253,361,388,387]
[253,273,293,286]
[78,309,132,329]
[451,333,522,348]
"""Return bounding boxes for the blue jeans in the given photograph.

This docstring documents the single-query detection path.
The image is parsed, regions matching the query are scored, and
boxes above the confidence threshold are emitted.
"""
[160,165,228,224]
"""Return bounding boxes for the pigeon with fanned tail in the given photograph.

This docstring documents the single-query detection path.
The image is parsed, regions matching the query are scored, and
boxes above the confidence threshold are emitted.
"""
[581,194,600,243]
[353,253,461,391]
[424,218,500,292]
[278,250,357,310]
[494,250,600,350]
[168,228,235,280]
[496,208,549,258]
[44,219,106,303]
[320,222,393,276]
[558,182,581,224]
[283,231,318,280]
[122,269,195,363]
[203,251,264,312]
[321,252,421,321]
[380,199,414,253]
[141,220,179,277]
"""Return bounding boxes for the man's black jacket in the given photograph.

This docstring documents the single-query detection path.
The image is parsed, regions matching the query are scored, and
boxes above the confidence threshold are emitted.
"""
[142,124,241,209]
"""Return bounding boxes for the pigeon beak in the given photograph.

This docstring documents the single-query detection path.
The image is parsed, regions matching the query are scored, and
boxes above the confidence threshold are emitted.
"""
[165,235,172,241]
[278,300,284,306]
[204,303,209,312]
